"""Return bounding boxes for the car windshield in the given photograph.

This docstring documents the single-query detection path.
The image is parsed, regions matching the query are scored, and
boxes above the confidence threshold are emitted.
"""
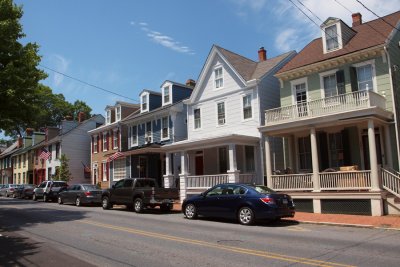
[248,185,276,194]
[83,185,100,190]
[53,182,67,187]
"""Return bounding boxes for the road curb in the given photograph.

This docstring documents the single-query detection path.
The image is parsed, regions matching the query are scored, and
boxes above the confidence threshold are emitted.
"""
[296,220,400,231]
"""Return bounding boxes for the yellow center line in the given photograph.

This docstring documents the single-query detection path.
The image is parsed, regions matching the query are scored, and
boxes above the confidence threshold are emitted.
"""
[79,220,355,267]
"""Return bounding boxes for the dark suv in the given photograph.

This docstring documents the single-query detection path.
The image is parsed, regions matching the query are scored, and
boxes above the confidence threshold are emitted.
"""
[33,181,68,202]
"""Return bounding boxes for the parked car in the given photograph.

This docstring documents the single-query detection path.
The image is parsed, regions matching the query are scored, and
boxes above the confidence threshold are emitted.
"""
[58,184,102,206]
[33,181,68,202]
[101,178,179,212]
[182,183,295,225]
[13,184,36,199]
[0,184,8,196]
[0,184,19,197]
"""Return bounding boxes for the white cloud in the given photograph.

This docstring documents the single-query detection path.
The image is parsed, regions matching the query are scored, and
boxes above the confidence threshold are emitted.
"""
[130,21,195,55]
[48,54,69,86]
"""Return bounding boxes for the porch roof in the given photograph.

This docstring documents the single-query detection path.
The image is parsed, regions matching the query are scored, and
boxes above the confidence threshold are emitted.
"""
[122,144,163,156]
[162,134,259,152]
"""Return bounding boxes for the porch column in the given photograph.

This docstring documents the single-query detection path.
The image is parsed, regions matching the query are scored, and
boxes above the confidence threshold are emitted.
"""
[384,124,393,169]
[368,120,381,191]
[288,135,295,171]
[310,128,320,192]
[163,153,174,188]
[179,151,188,202]
[227,143,239,183]
[264,136,273,188]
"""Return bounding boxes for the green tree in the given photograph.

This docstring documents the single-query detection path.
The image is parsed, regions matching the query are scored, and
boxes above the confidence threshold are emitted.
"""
[0,0,47,136]
[56,154,72,182]
[72,100,92,121]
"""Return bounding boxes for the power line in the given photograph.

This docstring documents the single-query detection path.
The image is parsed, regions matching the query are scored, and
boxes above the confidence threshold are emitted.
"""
[355,0,400,32]
[39,64,139,103]
[295,0,323,23]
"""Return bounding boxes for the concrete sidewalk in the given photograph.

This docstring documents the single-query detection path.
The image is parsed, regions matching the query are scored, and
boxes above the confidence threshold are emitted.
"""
[174,204,400,230]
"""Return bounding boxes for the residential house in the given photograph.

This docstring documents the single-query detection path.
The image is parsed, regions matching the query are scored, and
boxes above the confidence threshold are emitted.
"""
[163,45,296,201]
[259,11,400,216]
[0,140,21,184]
[40,113,105,184]
[120,80,194,187]
[11,129,45,184]
[89,102,140,188]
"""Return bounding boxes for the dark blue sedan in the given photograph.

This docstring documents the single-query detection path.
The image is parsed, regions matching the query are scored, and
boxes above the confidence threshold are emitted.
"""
[182,183,295,225]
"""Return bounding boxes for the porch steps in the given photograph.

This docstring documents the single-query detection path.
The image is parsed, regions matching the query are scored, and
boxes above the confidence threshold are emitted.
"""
[384,192,400,215]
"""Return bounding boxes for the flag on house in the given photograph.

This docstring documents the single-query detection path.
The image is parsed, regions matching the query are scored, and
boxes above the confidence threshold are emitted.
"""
[39,148,51,160]
[107,151,124,163]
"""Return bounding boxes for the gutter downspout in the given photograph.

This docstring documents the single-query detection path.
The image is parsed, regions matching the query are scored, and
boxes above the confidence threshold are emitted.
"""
[384,45,400,170]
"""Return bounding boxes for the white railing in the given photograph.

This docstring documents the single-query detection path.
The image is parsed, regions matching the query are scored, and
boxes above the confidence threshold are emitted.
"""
[272,174,313,191]
[319,171,371,190]
[239,173,256,184]
[186,174,229,189]
[382,168,400,198]
[265,91,387,125]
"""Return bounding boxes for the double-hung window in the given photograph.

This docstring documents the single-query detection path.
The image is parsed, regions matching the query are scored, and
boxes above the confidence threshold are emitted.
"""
[163,86,170,104]
[130,125,138,146]
[215,67,223,88]
[145,121,152,142]
[298,136,312,171]
[162,116,169,140]
[93,135,98,153]
[357,64,373,91]
[115,106,121,121]
[243,95,252,120]
[106,110,111,124]
[325,25,338,51]
[102,162,107,181]
[113,129,118,149]
[194,108,201,129]
[217,102,225,125]
[103,132,108,151]
[328,132,344,168]
[141,94,148,112]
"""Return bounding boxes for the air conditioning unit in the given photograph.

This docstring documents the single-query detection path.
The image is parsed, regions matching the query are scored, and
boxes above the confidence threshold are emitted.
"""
[218,118,225,125]
[145,136,152,143]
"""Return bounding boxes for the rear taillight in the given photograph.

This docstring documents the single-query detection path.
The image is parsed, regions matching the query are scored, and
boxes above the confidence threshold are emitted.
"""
[85,191,92,196]
[260,197,275,204]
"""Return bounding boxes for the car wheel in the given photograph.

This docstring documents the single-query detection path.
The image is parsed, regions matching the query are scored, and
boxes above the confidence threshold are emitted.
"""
[75,197,81,207]
[184,203,197,219]
[32,194,37,201]
[102,196,112,210]
[238,206,254,225]
[133,198,144,213]
[58,196,63,205]
[43,194,48,202]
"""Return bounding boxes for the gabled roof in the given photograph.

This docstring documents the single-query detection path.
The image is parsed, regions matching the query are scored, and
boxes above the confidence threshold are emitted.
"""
[140,89,162,96]
[0,141,19,158]
[278,11,400,74]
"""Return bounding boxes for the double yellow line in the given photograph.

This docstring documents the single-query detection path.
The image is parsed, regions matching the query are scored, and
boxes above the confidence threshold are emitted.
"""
[79,220,354,267]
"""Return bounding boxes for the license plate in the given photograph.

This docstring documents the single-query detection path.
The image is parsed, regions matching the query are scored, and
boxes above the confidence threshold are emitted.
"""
[282,199,288,204]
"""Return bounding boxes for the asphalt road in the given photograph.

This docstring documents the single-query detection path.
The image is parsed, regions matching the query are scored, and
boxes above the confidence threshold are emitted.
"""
[1,197,399,267]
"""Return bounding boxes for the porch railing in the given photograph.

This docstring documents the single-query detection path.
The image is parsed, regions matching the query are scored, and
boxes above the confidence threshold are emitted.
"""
[382,168,400,198]
[265,91,386,125]
[186,174,229,189]
[272,173,313,191]
[319,171,371,190]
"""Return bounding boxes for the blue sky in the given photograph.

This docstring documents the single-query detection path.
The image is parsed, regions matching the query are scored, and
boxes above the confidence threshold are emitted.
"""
[12,0,400,118]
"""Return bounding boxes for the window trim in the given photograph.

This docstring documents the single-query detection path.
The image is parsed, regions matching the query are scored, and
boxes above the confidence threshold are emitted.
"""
[161,116,170,141]
[242,94,253,121]
[321,22,343,54]
[106,109,111,124]
[102,131,108,152]
[290,77,309,105]
[102,161,107,182]
[115,105,121,122]
[216,101,226,126]
[319,69,338,99]
[141,93,149,113]
[130,125,138,147]
[352,59,377,92]
[93,135,98,153]
[162,86,172,105]
[145,121,152,143]
[113,129,119,149]
[193,108,201,130]
[214,66,224,89]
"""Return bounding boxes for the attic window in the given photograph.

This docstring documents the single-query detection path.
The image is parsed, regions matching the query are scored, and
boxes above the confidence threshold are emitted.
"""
[325,25,339,51]
[163,86,171,105]
[106,110,111,124]
[215,67,223,89]
[115,106,121,121]
[141,94,149,112]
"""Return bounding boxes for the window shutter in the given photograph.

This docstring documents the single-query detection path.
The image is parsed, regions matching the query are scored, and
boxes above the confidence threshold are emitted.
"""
[336,70,345,95]
[349,67,358,92]
[111,130,114,149]
[91,136,94,153]
[117,129,120,149]
[100,163,103,181]
[107,132,110,150]
[100,133,103,151]
[97,136,99,152]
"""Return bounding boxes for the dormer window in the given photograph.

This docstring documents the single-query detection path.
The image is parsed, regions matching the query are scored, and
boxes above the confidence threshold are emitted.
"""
[106,110,111,124]
[214,67,223,89]
[141,93,149,112]
[163,86,171,105]
[325,25,339,51]
[115,106,121,121]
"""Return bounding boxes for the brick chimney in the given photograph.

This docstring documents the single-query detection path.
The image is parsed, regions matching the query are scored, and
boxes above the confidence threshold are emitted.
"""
[258,47,267,62]
[17,137,23,148]
[352,13,362,27]
[186,79,196,88]
[78,112,85,123]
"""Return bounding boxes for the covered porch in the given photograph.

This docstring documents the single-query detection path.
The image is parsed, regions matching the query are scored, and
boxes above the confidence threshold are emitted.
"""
[163,134,263,201]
